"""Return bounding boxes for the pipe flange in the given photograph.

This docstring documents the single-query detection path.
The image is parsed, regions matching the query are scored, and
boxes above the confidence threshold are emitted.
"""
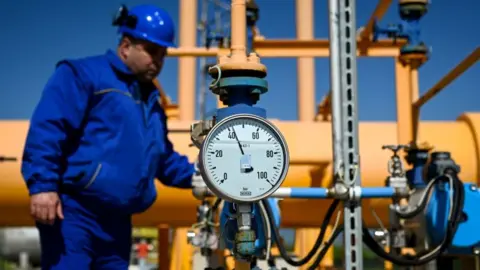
[399,0,429,20]
[399,48,429,69]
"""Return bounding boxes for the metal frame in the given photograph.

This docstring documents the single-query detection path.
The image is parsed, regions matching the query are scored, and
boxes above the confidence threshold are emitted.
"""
[329,0,364,268]
[199,113,290,203]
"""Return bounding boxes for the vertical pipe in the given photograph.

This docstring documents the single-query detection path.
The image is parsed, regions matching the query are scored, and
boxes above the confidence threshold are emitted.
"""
[170,228,194,270]
[296,0,316,121]
[327,1,344,268]
[395,59,413,145]
[214,0,227,109]
[230,0,247,59]
[178,0,198,121]
[395,63,427,270]
[198,0,209,121]
[410,69,419,101]
[157,225,170,270]
[328,0,343,184]
[411,68,420,143]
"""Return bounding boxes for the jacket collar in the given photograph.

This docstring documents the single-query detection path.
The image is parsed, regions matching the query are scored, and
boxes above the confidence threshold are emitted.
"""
[105,49,160,102]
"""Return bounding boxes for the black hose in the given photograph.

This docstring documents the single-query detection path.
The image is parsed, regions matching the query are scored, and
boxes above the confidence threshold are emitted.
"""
[262,198,340,267]
[307,226,344,270]
[363,174,465,266]
[206,198,222,219]
[395,176,441,219]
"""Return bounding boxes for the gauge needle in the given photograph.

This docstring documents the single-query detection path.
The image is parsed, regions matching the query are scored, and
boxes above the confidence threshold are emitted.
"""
[231,127,245,155]
[232,127,254,172]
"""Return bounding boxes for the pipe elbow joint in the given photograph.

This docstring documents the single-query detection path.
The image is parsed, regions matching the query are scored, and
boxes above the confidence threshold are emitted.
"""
[192,186,211,201]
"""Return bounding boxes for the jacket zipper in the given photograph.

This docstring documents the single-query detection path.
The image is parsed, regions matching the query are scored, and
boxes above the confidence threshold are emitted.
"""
[141,103,148,128]
[133,83,148,128]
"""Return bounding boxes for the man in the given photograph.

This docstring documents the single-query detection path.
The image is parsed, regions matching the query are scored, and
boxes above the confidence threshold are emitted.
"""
[21,4,200,269]
[134,239,152,270]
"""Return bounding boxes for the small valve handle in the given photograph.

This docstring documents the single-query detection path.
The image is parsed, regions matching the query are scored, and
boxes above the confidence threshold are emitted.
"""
[382,144,409,156]
[383,145,408,177]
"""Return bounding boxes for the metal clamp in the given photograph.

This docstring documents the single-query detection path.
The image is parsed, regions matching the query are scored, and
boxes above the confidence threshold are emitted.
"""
[190,118,215,149]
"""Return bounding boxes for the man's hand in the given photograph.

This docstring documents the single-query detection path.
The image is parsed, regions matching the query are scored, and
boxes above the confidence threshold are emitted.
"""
[30,192,64,225]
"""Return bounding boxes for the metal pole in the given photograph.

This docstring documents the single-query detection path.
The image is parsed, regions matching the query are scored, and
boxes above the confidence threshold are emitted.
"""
[335,0,364,268]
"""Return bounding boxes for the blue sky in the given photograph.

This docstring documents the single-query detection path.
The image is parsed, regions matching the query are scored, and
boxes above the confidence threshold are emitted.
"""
[0,0,478,121]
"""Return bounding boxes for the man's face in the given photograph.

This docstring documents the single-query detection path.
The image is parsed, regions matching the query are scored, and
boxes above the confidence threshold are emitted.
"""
[119,37,167,82]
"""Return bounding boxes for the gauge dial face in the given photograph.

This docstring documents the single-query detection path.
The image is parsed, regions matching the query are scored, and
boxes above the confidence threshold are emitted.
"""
[200,114,289,202]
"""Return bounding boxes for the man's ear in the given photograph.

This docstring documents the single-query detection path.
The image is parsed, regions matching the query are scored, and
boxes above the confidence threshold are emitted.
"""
[118,36,132,59]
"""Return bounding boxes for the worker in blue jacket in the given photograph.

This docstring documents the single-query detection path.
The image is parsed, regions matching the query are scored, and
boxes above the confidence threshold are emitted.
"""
[21,4,202,269]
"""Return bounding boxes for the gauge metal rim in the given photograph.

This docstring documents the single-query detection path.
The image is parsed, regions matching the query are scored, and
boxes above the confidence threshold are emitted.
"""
[199,113,290,203]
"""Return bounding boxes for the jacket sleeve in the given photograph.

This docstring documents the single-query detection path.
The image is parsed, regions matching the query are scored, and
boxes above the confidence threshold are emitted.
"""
[155,111,195,188]
[21,62,91,195]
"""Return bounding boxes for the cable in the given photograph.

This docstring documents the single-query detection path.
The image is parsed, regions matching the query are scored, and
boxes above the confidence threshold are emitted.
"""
[363,173,465,266]
[208,65,222,88]
[261,198,340,267]
[365,173,463,265]
[308,225,344,270]
[394,175,443,219]
[205,198,222,221]
[257,199,272,261]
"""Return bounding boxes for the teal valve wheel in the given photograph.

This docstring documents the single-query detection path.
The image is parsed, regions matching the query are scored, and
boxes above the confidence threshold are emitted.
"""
[212,76,268,106]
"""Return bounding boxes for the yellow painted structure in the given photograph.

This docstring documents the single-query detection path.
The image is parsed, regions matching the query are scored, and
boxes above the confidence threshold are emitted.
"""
[1,115,480,228]
[0,0,478,269]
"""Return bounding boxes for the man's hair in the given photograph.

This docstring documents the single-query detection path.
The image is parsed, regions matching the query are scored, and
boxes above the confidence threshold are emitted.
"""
[118,34,142,46]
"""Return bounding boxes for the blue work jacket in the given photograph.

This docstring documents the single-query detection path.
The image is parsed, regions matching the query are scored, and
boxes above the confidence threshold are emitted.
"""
[21,50,195,214]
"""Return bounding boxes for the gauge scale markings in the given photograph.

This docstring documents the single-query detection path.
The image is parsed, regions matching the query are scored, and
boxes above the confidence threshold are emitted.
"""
[200,115,289,202]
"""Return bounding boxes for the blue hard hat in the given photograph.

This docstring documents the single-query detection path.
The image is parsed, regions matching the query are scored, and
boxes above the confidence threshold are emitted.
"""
[112,4,176,48]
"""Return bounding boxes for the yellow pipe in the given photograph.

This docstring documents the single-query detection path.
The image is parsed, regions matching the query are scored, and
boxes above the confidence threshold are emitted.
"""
[413,47,479,109]
[167,39,406,58]
[395,59,415,145]
[1,115,480,227]
[389,58,417,270]
[412,47,479,143]
[230,0,247,59]
[171,2,198,266]
[411,68,420,143]
[178,0,198,121]
[170,227,193,270]
[296,0,315,122]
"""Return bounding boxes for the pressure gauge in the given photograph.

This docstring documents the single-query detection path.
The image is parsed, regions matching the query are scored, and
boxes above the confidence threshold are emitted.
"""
[199,114,290,203]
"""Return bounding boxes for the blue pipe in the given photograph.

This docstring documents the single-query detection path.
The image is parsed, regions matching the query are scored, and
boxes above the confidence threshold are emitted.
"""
[289,188,329,199]
[361,187,396,198]
[283,187,396,199]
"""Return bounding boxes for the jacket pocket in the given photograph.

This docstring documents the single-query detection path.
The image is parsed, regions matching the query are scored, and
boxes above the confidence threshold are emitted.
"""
[77,162,144,211]
[63,161,101,191]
